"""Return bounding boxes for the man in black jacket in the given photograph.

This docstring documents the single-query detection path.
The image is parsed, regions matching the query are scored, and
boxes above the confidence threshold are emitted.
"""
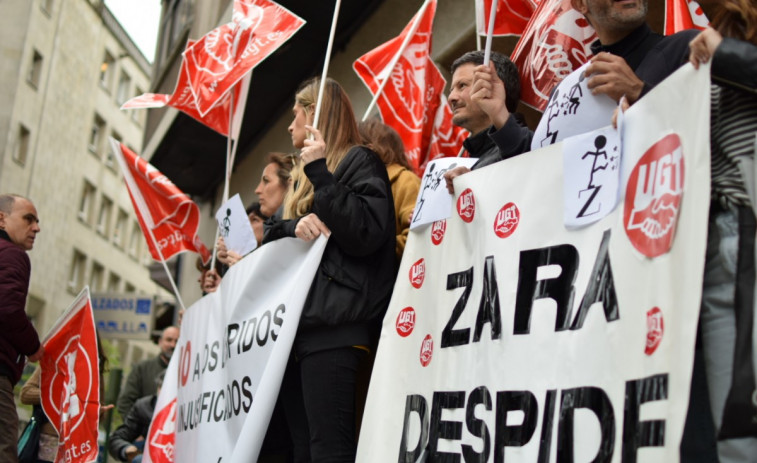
[109,373,162,462]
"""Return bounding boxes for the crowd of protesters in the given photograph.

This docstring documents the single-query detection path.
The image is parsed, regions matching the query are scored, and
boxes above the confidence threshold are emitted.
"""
[3,0,757,462]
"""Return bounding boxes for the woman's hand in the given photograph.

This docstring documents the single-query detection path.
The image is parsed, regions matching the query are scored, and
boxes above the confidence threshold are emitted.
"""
[300,125,326,164]
[217,237,241,266]
[689,27,723,69]
[295,213,331,241]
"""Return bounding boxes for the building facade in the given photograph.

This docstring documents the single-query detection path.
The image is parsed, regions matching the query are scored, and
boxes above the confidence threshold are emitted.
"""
[0,0,171,345]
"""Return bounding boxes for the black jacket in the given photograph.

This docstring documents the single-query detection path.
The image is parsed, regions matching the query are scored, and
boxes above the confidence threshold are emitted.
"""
[265,146,396,357]
[712,37,757,95]
[109,394,155,461]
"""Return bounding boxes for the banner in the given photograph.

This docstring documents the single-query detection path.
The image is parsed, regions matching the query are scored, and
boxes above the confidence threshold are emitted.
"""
[40,288,100,463]
[511,0,596,111]
[110,140,211,264]
[357,63,711,462]
[144,236,328,463]
[475,0,538,37]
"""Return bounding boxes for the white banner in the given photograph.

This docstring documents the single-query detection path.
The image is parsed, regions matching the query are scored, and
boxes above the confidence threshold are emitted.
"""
[357,63,711,462]
[145,236,327,463]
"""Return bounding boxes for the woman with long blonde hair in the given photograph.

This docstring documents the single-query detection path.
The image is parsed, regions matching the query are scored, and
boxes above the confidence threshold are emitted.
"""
[689,1,757,461]
[264,77,396,462]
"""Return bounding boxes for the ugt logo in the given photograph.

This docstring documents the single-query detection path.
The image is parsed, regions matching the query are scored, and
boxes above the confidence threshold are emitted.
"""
[624,133,685,258]
[431,220,446,246]
[47,335,95,439]
[409,258,425,289]
[457,188,476,223]
[494,202,520,238]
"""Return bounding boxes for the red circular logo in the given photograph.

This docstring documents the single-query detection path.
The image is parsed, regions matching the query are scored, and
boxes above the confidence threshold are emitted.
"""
[457,188,476,223]
[179,341,191,387]
[419,334,434,367]
[645,307,664,355]
[409,258,425,289]
[494,202,520,238]
[431,220,446,246]
[624,134,685,258]
[396,307,416,337]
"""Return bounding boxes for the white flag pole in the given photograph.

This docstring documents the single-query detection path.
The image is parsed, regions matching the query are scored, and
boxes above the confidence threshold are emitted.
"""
[109,138,187,314]
[311,0,342,131]
[362,0,433,121]
[483,0,498,65]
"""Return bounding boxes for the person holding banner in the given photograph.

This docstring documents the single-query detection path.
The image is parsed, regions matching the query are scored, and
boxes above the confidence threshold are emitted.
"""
[358,118,420,261]
[688,2,757,461]
[443,50,532,194]
[264,77,395,462]
[0,193,43,463]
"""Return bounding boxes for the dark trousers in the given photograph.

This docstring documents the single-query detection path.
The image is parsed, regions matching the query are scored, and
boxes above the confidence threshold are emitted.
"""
[0,376,19,463]
[281,347,364,463]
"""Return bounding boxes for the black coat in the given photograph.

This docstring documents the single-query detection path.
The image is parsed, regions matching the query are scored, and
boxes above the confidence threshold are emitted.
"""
[109,395,155,461]
[265,146,396,357]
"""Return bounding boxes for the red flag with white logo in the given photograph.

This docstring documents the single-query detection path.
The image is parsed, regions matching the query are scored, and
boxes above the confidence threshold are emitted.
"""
[664,0,709,35]
[109,140,211,264]
[510,0,596,111]
[122,40,247,137]
[183,0,305,116]
[354,0,466,175]
[39,288,100,463]
[475,0,538,37]
[142,352,178,463]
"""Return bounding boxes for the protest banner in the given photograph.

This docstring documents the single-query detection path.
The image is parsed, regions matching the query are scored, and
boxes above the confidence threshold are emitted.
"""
[357,63,711,462]
[40,288,100,463]
[144,236,327,463]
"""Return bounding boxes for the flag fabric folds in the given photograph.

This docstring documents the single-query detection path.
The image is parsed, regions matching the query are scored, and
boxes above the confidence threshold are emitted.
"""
[475,0,538,37]
[510,0,596,111]
[40,288,100,463]
[354,0,466,175]
[664,0,709,36]
[110,140,211,264]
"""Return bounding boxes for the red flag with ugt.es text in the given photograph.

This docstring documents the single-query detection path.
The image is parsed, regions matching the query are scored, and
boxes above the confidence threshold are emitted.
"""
[664,0,709,35]
[475,0,538,37]
[40,288,100,463]
[511,0,596,111]
[183,0,305,116]
[122,40,247,137]
[109,140,211,264]
[354,0,465,175]
[142,352,179,463]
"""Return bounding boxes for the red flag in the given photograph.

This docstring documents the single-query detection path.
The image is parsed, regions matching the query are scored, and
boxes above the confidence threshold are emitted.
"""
[183,0,305,116]
[664,0,709,35]
[122,40,247,137]
[475,0,538,37]
[511,0,596,111]
[40,288,100,463]
[110,141,211,264]
[354,0,466,175]
[143,354,178,463]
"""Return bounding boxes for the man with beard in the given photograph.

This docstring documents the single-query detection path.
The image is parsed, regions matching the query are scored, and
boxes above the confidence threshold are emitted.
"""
[117,326,179,417]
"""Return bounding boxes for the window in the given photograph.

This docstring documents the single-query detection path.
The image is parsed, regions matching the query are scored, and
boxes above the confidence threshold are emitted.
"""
[97,196,113,236]
[27,50,43,88]
[68,250,87,293]
[113,208,128,247]
[107,273,121,293]
[132,87,144,125]
[89,114,105,155]
[155,0,193,76]
[14,125,30,165]
[105,131,121,168]
[116,71,131,105]
[100,51,115,91]
[124,282,136,294]
[78,181,96,224]
[128,221,142,258]
[90,261,104,292]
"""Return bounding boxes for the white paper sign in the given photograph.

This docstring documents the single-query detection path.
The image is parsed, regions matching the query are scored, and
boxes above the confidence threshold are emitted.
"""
[410,157,478,229]
[216,193,257,256]
[358,63,712,463]
[532,62,617,151]
[563,125,621,228]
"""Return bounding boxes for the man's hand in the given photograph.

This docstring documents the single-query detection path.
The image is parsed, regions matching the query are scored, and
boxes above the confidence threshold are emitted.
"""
[689,27,723,69]
[444,166,472,195]
[585,52,644,103]
[471,63,509,129]
[295,214,331,241]
[28,345,44,362]
[125,445,141,462]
